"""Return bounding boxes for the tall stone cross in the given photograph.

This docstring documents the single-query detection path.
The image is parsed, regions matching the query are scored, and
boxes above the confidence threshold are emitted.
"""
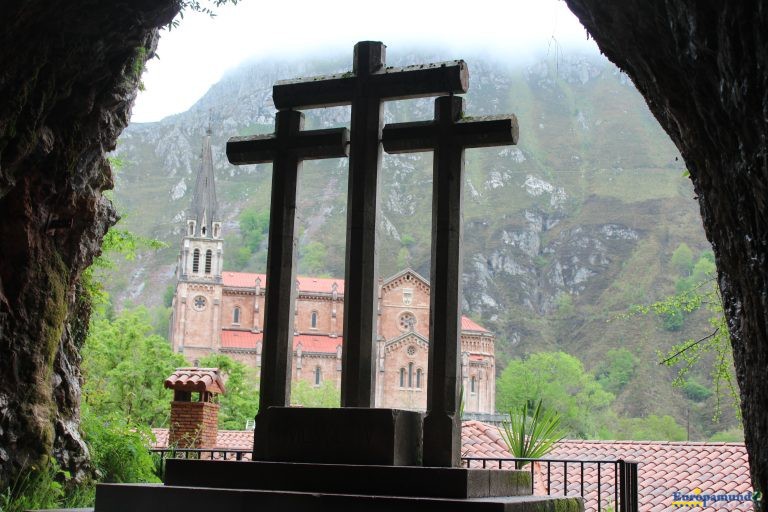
[227,110,349,414]
[273,41,468,407]
[382,95,519,467]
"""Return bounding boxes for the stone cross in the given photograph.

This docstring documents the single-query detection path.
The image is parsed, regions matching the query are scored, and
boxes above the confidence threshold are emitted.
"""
[382,95,518,467]
[227,110,349,412]
[273,41,468,407]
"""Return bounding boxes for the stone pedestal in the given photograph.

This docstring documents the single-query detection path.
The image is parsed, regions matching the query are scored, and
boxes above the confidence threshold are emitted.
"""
[254,407,423,465]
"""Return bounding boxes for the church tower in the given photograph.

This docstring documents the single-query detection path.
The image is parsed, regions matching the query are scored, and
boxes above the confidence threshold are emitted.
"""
[170,128,224,360]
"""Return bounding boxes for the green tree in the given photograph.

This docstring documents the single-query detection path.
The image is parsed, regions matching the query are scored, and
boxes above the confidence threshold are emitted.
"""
[239,207,270,252]
[82,307,186,426]
[595,348,637,394]
[611,414,687,441]
[197,354,260,430]
[291,380,340,408]
[496,352,614,438]
[300,242,328,275]
[670,242,694,275]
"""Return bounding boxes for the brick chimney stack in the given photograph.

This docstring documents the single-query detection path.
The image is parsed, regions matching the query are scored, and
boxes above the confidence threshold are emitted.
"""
[164,368,226,448]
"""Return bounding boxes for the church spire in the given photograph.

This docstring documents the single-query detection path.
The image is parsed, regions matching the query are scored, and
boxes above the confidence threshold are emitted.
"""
[188,126,220,238]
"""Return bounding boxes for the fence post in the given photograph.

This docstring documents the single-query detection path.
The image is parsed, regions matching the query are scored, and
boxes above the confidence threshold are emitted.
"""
[618,460,639,512]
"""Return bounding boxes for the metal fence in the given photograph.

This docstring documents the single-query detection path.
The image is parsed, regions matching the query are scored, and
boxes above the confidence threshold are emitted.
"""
[462,456,639,512]
[150,449,638,512]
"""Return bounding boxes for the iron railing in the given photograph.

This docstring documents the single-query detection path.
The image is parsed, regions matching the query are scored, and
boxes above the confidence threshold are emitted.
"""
[152,448,251,475]
[462,456,639,512]
[150,449,638,512]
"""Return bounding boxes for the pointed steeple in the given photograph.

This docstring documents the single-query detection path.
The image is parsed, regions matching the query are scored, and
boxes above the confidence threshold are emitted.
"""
[188,127,220,238]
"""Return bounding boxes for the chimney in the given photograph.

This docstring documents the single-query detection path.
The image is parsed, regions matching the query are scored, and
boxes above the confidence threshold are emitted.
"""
[164,367,226,448]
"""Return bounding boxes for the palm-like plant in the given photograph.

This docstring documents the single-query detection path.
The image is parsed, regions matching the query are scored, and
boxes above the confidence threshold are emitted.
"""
[500,399,566,469]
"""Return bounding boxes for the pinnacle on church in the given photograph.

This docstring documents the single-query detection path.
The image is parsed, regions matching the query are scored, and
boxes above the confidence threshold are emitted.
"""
[188,127,220,238]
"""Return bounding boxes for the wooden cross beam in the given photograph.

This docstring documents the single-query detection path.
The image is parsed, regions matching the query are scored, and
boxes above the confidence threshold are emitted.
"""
[382,95,518,467]
[273,41,469,408]
[227,110,348,421]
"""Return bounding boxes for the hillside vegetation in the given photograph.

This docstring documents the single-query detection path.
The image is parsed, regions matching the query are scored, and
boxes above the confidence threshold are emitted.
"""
[111,48,739,440]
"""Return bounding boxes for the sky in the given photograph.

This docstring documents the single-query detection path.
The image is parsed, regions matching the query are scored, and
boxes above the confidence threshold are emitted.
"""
[131,0,597,123]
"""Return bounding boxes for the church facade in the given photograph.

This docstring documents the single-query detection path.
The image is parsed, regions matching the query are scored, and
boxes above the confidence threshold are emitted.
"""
[169,131,496,414]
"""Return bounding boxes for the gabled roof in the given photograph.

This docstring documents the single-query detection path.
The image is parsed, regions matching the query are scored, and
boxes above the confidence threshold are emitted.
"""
[164,367,226,394]
[380,267,430,288]
[384,330,429,348]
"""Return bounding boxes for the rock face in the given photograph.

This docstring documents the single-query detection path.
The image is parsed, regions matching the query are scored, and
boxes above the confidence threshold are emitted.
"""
[565,1,768,508]
[0,1,178,486]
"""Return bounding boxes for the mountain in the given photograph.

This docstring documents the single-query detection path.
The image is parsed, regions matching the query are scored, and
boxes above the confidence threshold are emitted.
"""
[110,47,735,438]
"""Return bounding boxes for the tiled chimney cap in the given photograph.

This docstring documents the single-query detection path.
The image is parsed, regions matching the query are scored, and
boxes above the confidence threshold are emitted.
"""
[164,367,226,394]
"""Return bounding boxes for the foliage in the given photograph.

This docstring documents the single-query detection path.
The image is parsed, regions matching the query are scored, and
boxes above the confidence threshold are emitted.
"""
[628,271,739,420]
[163,284,176,308]
[291,380,340,408]
[0,459,93,512]
[198,354,260,429]
[496,352,614,438]
[682,380,713,402]
[239,207,270,252]
[83,225,166,311]
[610,414,687,441]
[500,399,566,469]
[709,428,744,442]
[82,307,186,427]
[80,407,160,484]
[300,242,329,275]
[595,348,637,394]
[170,0,241,29]
[670,243,694,275]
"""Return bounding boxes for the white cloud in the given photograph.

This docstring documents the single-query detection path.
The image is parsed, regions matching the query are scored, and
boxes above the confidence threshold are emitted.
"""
[131,0,595,122]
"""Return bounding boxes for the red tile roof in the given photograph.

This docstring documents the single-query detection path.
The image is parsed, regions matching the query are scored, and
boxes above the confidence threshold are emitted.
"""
[164,368,225,394]
[220,330,341,354]
[221,330,262,349]
[222,272,344,294]
[153,421,752,512]
[461,421,752,512]
[461,316,490,333]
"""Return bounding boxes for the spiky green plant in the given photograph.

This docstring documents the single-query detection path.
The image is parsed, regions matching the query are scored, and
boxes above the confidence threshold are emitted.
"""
[500,399,566,469]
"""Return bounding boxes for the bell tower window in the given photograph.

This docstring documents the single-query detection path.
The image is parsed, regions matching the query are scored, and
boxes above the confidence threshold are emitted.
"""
[233,307,241,324]
[205,249,212,274]
[311,311,318,329]
[192,249,200,273]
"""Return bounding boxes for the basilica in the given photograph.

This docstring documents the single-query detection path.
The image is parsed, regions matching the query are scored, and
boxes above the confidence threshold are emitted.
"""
[169,131,496,414]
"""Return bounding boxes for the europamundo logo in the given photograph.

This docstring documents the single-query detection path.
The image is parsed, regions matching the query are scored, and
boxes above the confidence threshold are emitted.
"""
[671,488,762,507]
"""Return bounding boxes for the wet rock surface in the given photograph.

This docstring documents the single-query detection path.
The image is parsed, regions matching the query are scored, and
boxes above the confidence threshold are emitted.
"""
[0,0,178,486]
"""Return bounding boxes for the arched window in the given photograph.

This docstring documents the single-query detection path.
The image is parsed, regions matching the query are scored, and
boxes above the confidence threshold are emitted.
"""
[314,366,322,386]
[416,368,422,389]
[233,307,241,324]
[311,311,318,329]
[202,226,207,236]
[470,376,476,394]
[188,222,194,236]
[192,249,200,273]
[205,249,212,274]
[399,368,406,388]
[408,362,414,388]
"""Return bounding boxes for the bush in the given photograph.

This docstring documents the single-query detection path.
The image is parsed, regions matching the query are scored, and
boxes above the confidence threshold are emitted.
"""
[81,409,160,484]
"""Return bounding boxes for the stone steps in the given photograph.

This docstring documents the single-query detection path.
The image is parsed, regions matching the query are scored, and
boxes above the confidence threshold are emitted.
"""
[95,483,584,512]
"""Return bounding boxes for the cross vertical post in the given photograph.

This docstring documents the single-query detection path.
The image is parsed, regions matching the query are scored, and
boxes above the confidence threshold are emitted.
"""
[227,110,348,458]
[273,42,468,407]
[382,95,518,466]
